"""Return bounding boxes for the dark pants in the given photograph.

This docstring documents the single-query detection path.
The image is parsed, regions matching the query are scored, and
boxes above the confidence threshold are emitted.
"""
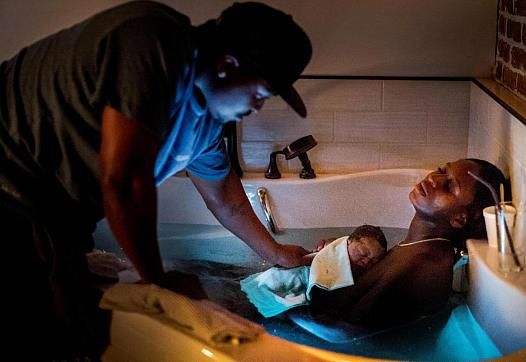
[1,195,110,361]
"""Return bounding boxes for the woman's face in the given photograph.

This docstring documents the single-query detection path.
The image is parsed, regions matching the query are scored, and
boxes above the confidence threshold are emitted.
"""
[409,159,480,221]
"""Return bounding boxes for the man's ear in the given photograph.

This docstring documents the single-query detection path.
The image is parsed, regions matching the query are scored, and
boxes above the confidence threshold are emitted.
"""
[217,55,239,79]
[450,212,468,229]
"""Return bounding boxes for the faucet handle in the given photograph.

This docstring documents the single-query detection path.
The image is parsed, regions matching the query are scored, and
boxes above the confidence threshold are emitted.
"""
[265,151,283,179]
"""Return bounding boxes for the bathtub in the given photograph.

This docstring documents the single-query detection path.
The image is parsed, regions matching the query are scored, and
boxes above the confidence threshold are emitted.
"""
[95,169,526,362]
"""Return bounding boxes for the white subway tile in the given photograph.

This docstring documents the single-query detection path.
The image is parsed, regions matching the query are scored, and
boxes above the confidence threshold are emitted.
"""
[384,81,470,113]
[468,85,486,159]
[518,164,526,205]
[470,83,489,127]
[239,142,289,173]
[509,158,526,204]
[476,126,511,177]
[241,110,333,142]
[380,144,467,169]
[485,97,514,150]
[334,112,426,144]
[427,112,469,144]
[294,79,382,111]
[287,143,380,174]
[467,120,483,159]
[510,116,526,164]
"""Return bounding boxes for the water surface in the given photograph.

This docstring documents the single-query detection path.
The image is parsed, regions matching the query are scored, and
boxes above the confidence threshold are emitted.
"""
[95,223,501,361]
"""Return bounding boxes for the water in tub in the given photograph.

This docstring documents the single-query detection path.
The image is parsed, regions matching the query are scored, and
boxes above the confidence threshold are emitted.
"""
[94,222,502,361]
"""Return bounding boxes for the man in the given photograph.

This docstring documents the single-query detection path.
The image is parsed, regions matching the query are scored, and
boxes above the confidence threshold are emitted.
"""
[310,159,505,327]
[0,1,312,359]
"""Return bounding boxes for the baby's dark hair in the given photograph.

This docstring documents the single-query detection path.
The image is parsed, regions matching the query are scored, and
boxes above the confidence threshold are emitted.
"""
[349,224,388,250]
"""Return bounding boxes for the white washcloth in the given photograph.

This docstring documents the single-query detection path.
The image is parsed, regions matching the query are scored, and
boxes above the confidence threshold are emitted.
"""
[240,236,354,317]
[100,283,264,346]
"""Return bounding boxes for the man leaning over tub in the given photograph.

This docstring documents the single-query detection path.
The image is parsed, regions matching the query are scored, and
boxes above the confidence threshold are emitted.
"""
[0,1,313,360]
[309,159,505,327]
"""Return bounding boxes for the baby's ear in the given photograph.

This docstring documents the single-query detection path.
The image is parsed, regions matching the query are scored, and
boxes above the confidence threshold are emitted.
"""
[450,212,468,229]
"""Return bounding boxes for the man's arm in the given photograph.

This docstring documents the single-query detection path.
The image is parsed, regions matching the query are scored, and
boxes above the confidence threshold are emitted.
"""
[188,169,312,267]
[100,106,207,298]
[100,106,163,283]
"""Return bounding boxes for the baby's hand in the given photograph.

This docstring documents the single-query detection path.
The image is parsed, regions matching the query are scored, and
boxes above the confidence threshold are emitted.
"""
[311,238,337,253]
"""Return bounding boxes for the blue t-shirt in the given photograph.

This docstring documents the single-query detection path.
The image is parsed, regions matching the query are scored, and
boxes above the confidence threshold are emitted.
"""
[155,82,230,185]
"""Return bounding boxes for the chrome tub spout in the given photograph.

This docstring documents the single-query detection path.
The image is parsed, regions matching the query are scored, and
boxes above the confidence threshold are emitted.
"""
[257,187,277,233]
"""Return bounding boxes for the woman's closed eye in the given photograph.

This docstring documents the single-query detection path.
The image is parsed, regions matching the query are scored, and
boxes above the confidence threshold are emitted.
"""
[436,167,453,192]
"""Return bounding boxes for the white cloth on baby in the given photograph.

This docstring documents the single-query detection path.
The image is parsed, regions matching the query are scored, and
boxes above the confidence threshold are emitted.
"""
[240,235,354,318]
[100,283,264,346]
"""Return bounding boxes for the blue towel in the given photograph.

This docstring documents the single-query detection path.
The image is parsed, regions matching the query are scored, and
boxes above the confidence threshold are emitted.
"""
[240,236,354,318]
[240,266,310,317]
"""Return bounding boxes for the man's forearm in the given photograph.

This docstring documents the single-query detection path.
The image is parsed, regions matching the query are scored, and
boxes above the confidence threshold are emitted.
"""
[189,170,282,262]
[189,170,311,267]
[99,105,164,283]
[210,191,281,261]
[102,175,164,283]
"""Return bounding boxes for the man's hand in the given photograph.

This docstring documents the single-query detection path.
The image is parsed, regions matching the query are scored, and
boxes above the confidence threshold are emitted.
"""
[274,244,315,267]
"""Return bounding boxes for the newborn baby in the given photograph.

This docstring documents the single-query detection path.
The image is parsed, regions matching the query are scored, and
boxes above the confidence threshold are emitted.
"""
[240,224,388,318]
[313,224,387,278]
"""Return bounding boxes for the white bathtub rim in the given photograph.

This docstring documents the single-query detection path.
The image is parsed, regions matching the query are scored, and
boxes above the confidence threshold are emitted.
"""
[157,168,430,229]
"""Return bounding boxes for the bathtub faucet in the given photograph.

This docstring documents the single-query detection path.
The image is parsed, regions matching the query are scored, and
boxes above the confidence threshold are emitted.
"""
[265,135,317,179]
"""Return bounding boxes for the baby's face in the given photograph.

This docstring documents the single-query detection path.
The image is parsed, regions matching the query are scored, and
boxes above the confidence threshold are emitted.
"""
[347,236,385,274]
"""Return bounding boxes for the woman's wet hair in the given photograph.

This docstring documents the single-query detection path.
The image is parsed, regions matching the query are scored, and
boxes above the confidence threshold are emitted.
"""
[462,158,507,240]
[349,224,388,250]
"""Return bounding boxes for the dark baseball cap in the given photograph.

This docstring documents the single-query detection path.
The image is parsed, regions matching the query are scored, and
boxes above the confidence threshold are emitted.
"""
[216,2,312,117]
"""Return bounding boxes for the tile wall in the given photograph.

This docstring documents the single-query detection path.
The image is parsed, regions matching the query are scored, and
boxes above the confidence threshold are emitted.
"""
[468,82,526,204]
[239,79,470,174]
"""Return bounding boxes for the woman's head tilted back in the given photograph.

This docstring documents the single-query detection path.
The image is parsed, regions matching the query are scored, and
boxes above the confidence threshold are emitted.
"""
[409,158,505,240]
[463,158,506,239]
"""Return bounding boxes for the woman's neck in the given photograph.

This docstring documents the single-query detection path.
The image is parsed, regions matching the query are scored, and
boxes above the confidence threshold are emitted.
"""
[404,213,454,243]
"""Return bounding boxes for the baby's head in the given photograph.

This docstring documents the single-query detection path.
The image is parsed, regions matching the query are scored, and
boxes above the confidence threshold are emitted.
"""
[347,224,387,277]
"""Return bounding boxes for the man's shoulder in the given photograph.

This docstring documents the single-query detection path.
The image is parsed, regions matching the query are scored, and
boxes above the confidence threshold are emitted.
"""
[88,1,192,32]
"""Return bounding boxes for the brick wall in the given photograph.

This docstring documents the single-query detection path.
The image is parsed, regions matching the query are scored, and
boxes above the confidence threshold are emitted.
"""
[496,0,526,98]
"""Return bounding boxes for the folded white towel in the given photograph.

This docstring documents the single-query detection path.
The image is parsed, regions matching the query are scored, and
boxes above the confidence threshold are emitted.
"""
[241,236,354,317]
[100,283,264,347]
[307,235,354,296]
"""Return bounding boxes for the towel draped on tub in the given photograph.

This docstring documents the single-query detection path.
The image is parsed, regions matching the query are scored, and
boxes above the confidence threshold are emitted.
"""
[100,283,264,347]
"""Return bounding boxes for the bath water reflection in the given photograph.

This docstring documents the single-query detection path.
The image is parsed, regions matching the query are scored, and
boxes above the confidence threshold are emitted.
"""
[95,223,501,361]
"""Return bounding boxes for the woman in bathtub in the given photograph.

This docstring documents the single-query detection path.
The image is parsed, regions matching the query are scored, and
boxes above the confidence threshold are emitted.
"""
[308,158,505,327]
